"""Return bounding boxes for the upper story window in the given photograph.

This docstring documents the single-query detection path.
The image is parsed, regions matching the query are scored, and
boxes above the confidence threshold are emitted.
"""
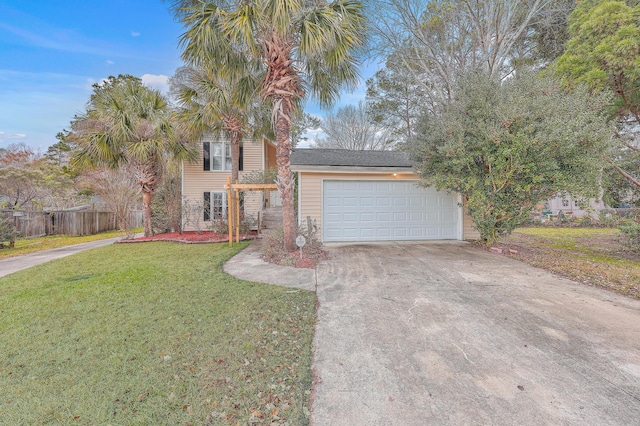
[562,199,569,207]
[203,142,243,172]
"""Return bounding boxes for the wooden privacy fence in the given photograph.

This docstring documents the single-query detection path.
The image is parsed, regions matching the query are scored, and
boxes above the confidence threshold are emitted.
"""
[1,210,143,238]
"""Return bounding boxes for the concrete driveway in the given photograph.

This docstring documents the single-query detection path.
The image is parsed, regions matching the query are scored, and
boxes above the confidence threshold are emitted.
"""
[312,242,640,425]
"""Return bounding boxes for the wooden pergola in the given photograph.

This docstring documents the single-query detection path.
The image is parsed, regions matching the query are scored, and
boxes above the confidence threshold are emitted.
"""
[224,176,277,246]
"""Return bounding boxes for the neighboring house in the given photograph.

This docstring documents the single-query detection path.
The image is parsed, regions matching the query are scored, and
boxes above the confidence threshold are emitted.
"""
[290,148,480,243]
[182,134,278,231]
[541,195,607,219]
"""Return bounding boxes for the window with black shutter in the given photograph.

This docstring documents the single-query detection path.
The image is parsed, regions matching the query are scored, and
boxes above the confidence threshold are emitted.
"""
[203,142,211,171]
[203,192,211,221]
[203,141,243,172]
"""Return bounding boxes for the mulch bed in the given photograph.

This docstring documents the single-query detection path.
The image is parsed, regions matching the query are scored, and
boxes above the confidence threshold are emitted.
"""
[266,248,327,269]
[117,231,257,244]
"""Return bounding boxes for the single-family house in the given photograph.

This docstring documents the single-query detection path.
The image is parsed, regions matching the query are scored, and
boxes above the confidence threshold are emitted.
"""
[182,144,480,241]
[290,148,480,242]
[542,195,606,219]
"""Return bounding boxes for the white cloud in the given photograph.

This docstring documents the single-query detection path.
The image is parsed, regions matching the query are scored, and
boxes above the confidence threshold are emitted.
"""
[131,31,141,37]
[141,74,170,94]
[0,131,27,141]
[106,60,115,65]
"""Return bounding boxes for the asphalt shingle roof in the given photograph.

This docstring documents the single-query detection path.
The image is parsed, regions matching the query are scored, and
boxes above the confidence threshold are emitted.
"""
[290,148,412,168]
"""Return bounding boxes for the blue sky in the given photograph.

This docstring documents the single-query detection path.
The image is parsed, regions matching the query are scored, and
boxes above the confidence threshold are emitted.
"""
[0,0,374,152]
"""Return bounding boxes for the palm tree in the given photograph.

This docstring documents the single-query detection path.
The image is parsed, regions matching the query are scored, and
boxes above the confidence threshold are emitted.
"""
[170,61,270,185]
[171,61,271,228]
[171,0,366,250]
[70,75,198,236]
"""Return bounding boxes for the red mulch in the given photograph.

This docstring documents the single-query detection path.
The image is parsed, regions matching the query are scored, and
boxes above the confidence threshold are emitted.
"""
[269,250,323,269]
[118,231,257,244]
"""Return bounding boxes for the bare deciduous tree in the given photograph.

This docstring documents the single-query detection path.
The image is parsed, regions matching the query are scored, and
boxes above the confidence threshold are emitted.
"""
[312,102,395,150]
[80,166,141,236]
[367,0,551,112]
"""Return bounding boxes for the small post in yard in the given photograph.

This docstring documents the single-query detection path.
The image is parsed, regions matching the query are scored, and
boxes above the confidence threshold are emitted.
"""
[296,235,306,259]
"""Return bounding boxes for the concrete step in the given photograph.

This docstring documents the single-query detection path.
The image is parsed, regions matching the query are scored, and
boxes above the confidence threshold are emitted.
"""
[261,207,283,229]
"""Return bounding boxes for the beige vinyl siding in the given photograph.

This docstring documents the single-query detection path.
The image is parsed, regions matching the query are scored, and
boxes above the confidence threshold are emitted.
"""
[182,137,265,231]
[462,209,480,240]
[297,171,479,241]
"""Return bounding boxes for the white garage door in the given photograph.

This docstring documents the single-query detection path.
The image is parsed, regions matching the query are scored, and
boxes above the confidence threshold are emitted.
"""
[323,180,458,242]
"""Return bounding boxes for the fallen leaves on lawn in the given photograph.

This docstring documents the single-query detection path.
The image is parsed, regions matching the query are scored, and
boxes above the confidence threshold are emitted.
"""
[494,229,640,299]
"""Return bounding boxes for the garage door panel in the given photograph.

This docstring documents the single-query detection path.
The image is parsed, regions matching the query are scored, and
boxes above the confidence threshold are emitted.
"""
[409,227,424,237]
[393,197,407,207]
[393,228,408,237]
[442,226,456,235]
[343,197,357,207]
[342,181,358,190]
[343,213,358,222]
[343,228,358,238]
[325,197,341,207]
[409,212,423,221]
[360,197,374,207]
[376,182,390,191]
[323,180,458,242]
[360,212,374,222]
[376,197,390,207]
[409,197,424,207]
[376,228,391,238]
[359,181,375,191]
[360,228,375,238]
[325,181,342,190]
[393,212,407,222]
[325,213,342,223]
[426,228,440,237]
[377,212,391,221]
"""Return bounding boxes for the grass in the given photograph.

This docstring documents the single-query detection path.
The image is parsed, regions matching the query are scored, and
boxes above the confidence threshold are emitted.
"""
[0,228,143,259]
[0,242,316,425]
[498,227,640,298]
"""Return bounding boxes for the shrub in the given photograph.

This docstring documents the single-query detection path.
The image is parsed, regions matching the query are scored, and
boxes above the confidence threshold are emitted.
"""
[0,217,20,248]
[618,223,640,253]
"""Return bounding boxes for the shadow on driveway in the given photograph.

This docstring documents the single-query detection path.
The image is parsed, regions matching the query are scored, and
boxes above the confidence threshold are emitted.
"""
[312,241,640,425]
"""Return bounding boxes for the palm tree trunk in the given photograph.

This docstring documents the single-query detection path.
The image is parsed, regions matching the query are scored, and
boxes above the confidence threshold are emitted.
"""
[142,189,153,237]
[275,114,296,252]
[135,160,159,237]
[230,134,240,184]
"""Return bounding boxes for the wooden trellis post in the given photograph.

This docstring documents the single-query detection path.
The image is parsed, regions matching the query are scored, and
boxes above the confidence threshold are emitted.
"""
[235,180,240,243]
[224,180,278,246]
[227,176,233,247]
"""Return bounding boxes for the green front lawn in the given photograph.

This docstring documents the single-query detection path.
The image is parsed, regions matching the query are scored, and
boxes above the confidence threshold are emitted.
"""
[0,242,316,425]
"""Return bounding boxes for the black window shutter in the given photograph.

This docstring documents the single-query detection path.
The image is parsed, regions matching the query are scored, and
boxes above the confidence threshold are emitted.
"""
[203,192,211,221]
[203,142,210,171]
[239,145,244,171]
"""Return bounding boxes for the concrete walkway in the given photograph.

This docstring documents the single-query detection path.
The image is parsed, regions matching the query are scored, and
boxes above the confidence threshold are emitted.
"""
[0,236,129,278]
[312,242,640,425]
[223,239,316,292]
